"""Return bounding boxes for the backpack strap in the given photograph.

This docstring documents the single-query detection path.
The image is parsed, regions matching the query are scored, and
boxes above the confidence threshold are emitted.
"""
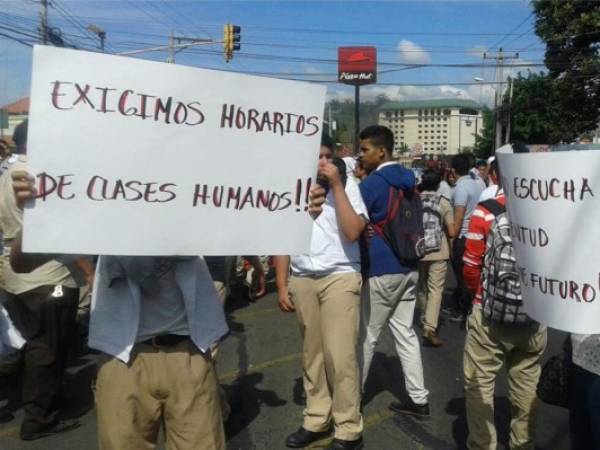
[479,198,505,217]
[372,185,404,235]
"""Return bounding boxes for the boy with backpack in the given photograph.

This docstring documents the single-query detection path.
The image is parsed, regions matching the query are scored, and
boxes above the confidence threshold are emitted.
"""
[417,170,455,347]
[357,126,429,417]
[462,158,547,450]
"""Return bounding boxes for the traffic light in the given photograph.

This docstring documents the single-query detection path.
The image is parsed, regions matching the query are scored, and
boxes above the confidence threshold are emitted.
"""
[223,24,241,62]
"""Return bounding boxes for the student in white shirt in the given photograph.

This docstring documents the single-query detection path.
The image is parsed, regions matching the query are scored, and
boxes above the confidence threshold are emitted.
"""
[275,134,368,450]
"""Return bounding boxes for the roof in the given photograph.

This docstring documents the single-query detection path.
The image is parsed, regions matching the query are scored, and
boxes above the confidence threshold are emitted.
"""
[380,99,481,111]
[1,97,30,114]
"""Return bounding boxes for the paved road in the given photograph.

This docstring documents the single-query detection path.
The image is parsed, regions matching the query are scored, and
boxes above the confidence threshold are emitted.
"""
[0,282,569,450]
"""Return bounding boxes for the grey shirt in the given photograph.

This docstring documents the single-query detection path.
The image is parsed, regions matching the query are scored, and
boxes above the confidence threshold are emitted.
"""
[452,175,485,238]
[136,258,189,342]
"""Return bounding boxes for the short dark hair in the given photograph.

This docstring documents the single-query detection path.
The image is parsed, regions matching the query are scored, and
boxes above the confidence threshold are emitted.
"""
[321,133,334,151]
[421,169,442,192]
[13,119,28,154]
[451,153,470,176]
[489,158,498,176]
[475,159,487,168]
[359,125,394,156]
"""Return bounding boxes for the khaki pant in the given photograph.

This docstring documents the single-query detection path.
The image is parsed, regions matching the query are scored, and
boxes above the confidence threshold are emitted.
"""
[417,259,448,332]
[211,281,231,421]
[463,306,547,450]
[95,340,225,450]
[289,272,363,441]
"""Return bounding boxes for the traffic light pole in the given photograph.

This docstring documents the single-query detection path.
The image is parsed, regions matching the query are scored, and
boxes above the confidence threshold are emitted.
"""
[118,24,240,63]
[117,39,216,58]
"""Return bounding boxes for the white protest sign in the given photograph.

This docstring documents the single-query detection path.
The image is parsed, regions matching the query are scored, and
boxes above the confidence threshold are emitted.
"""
[24,46,326,256]
[497,149,600,334]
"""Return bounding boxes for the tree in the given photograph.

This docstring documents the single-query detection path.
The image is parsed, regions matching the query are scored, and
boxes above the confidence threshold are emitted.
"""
[325,94,392,146]
[504,72,567,143]
[473,107,495,159]
[530,0,600,141]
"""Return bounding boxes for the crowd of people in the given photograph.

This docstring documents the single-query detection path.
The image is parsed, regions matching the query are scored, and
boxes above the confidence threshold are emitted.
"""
[0,120,598,450]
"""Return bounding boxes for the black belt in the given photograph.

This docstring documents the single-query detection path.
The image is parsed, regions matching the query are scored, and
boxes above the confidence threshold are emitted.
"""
[140,334,189,348]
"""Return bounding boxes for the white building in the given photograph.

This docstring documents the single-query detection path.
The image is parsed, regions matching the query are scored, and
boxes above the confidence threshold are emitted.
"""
[379,99,483,158]
[1,97,29,140]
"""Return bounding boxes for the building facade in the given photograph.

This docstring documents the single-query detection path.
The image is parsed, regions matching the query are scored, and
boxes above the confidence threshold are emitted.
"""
[378,99,483,159]
[0,97,29,140]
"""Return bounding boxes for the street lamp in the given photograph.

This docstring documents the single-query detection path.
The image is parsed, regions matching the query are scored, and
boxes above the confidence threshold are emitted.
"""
[87,24,106,52]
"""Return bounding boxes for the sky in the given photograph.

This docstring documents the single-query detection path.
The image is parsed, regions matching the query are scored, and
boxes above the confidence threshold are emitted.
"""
[0,0,545,107]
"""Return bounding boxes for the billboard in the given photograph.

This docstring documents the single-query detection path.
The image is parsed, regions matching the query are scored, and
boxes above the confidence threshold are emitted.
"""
[338,47,377,85]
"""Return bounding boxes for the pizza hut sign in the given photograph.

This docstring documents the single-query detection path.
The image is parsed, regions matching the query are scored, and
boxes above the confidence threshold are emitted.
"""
[338,47,377,86]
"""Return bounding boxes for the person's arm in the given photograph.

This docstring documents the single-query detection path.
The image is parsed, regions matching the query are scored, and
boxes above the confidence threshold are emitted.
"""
[444,201,457,239]
[10,229,54,273]
[8,170,55,272]
[273,255,294,312]
[243,255,266,298]
[462,206,489,295]
[319,161,366,242]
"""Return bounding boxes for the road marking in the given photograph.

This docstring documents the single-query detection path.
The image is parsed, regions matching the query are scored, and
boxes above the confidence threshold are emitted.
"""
[306,409,395,448]
[219,352,302,383]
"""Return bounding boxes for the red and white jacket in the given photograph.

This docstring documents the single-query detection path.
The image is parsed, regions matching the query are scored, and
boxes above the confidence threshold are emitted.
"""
[462,191,506,306]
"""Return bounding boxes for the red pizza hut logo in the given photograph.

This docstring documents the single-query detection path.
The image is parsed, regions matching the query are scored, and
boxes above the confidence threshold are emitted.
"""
[338,47,377,85]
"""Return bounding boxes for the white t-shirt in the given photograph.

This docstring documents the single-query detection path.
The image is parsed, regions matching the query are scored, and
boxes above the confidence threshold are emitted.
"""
[291,177,368,277]
[479,183,499,202]
[437,180,453,201]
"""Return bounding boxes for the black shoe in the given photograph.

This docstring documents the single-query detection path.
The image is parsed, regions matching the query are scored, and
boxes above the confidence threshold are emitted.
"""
[20,419,80,441]
[389,399,430,418]
[326,437,364,449]
[446,310,466,323]
[285,426,331,448]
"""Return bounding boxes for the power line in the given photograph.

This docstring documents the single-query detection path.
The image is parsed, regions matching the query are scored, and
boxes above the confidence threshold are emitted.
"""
[503,26,536,49]
[0,31,33,47]
[488,12,534,50]
[50,0,115,52]
[156,0,214,40]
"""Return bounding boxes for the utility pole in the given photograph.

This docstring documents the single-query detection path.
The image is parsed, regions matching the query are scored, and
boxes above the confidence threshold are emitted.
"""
[167,31,175,63]
[328,102,332,136]
[483,48,519,151]
[504,77,514,144]
[40,0,48,44]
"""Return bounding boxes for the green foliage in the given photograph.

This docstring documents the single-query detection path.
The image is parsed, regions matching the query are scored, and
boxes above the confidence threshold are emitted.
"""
[398,143,410,154]
[504,72,572,143]
[327,94,392,144]
[528,0,600,142]
[473,107,495,159]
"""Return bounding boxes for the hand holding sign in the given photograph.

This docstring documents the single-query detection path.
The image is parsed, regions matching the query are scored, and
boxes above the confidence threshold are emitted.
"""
[308,184,327,219]
[11,170,36,210]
